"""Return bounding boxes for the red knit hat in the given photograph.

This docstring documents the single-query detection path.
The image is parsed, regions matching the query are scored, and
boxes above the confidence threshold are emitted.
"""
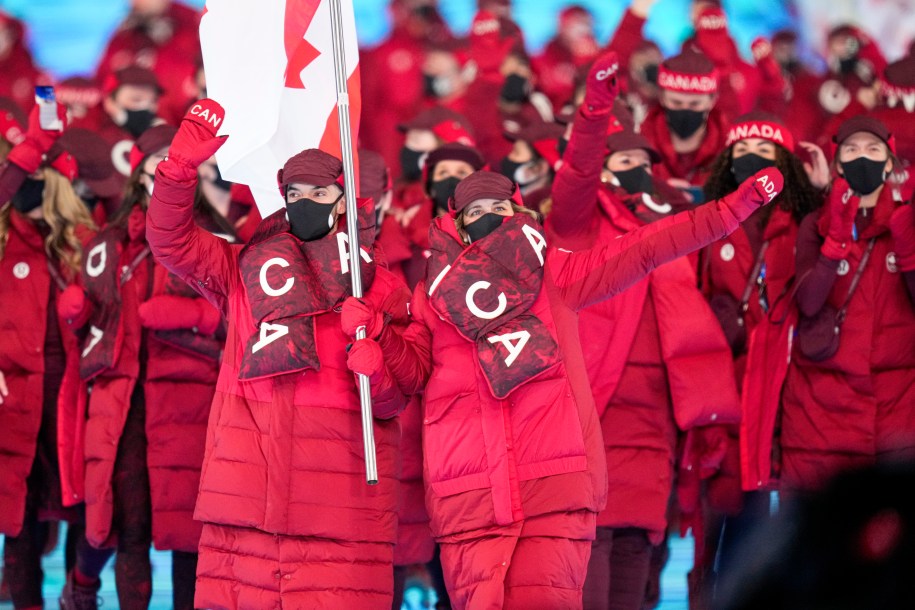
[658,50,718,94]
[451,170,516,213]
[277,148,344,191]
[129,124,177,173]
[834,116,896,155]
[398,107,476,146]
[358,149,391,205]
[881,55,915,112]
[725,111,796,151]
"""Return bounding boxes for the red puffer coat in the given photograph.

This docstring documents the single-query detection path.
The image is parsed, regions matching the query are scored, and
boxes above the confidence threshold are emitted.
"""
[547,109,740,542]
[394,395,434,566]
[379,191,752,541]
[146,165,409,545]
[782,190,915,490]
[0,211,91,536]
[640,105,730,188]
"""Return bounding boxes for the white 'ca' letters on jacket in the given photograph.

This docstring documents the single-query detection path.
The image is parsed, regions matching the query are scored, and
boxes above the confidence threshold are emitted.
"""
[488,330,531,367]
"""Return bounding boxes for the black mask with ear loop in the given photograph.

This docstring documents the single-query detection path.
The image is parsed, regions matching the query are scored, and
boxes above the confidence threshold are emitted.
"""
[286,192,343,242]
[430,176,461,214]
[465,213,506,243]
[731,153,776,185]
[11,178,45,214]
[840,157,888,195]
[613,166,654,195]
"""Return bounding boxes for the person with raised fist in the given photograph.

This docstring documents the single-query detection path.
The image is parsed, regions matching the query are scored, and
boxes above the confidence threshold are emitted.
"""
[342,77,784,604]
[145,100,412,609]
[780,116,915,494]
[547,50,745,610]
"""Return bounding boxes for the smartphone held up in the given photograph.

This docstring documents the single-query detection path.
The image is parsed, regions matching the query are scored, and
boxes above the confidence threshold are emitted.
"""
[35,86,64,131]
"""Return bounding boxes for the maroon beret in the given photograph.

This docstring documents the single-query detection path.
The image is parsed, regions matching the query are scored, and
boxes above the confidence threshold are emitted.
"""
[452,170,514,212]
[128,124,177,173]
[358,149,390,205]
[606,130,661,164]
[278,148,343,190]
[103,66,164,96]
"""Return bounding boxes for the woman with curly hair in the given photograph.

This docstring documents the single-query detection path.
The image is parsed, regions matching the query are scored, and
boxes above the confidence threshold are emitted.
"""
[696,111,825,605]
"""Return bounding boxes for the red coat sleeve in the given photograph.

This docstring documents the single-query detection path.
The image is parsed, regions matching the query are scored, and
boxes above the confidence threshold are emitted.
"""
[146,160,238,314]
[794,211,840,317]
[605,8,647,68]
[375,283,434,396]
[551,197,740,311]
[548,108,610,243]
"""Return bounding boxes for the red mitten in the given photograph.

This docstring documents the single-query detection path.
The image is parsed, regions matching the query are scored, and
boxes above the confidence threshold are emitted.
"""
[167,99,227,170]
[751,37,782,81]
[469,10,514,75]
[6,102,69,174]
[138,295,205,331]
[694,7,736,66]
[694,425,730,478]
[719,167,784,223]
[890,204,915,272]
[582,51,621,116]
[57,285,91,329]
[821,179,859,260]
[346,338,385,382]
[340,296,384,339]
[195,300,222,335]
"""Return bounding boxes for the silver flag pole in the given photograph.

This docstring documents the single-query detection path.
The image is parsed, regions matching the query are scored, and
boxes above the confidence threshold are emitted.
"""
[328,0,377,485]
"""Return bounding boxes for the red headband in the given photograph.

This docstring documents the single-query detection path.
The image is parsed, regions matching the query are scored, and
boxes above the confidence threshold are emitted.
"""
[657,65,718,94]
[726,120,795,151]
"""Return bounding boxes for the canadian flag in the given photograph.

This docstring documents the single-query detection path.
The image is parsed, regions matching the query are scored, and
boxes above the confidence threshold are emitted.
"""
[200,0,361,215]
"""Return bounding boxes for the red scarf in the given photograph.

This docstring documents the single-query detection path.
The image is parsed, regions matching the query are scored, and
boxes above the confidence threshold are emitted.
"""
[425,214,560,398]
[642,106,729,183]
[236,202,376,380]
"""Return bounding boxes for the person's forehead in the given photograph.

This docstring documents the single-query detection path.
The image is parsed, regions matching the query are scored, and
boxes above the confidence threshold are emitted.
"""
[611,148,651,161]
[288,181,330,191]
[664,90,711,104]
[734,137,774,148]
[466,198,503,209]
[435,159,474,172]
[842,131,883,147]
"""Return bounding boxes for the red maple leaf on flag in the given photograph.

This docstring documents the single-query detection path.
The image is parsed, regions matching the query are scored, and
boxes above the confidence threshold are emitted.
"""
[284,0,321,89]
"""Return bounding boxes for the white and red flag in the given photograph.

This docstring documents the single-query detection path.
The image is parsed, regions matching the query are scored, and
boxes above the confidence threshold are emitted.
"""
[199,0,361,215]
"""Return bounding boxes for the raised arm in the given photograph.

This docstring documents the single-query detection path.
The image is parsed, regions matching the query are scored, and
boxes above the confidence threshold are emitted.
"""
[605,1,654,66]
[2,102,68,203]
[554,168,784,310]
[548,51,620,243]
[146,100,235,312]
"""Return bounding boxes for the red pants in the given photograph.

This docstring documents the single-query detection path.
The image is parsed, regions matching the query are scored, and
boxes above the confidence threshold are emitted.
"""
[439,515,592,610]
[195,523,394,610]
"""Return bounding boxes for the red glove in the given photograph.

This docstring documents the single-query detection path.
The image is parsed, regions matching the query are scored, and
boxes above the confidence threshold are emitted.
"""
[694,6,735,66]
[821,179,860,260]
[346,338,385,382]
[340,296,384,339]
[167,99,227,171]
[751,37,782,82]
[469,10,514,75]
[890,204,915,272]
[6,102,69,174]
[719,167,784,223]
[138,295,221,334]
[692,425,730,478]
[582,51,620,116]
[57,285,91,329]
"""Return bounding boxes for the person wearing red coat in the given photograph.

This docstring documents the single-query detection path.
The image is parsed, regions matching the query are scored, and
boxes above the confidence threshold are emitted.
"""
[547,52,741,610]
[345,75,785,604]
[94,0,201,124]
[533,5,600,112]
[699,111,824,608]
[873,54,915,200]
[641,50,730,195]
[0,11,47,114]
[0,104,115,610]
[782,116,915,492]
[146,101,411,609]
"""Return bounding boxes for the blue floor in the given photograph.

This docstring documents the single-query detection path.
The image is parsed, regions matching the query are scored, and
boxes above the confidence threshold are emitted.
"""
[0,528,691,609]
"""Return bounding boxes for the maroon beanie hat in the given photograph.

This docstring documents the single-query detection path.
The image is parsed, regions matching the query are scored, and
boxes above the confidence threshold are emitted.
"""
[606,130,661,164]
[129,124,177,173]
[47,128,117,192]
[358,149,391,205]
[277,148,344,191]
[658,50,718,94]
[103,66,164,96]
[881,55,915,112]
[505,121,566,168]
[426,142,486,173]
[725,110,795,151]
[452,170,515,212]
[834,116,896,154]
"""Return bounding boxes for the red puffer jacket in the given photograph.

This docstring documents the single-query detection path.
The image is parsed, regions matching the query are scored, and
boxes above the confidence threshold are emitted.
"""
[146,166,410,543]
[547,108,740,542]
[0,212,91,536]
[640,105,730,188]
[379,190,752,540]
[394,395,434,566]
[781,191,915,490]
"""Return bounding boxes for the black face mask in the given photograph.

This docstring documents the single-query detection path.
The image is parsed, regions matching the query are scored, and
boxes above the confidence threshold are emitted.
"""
[841,157,887,195]
[731,153,776,186]
[838,56,858,76]
[501,74,531,104]
[11,178,45,214]
[430,176,460,214]
[665,108,707,139]
[400,147,425,181]
[211,164,232,192]
[500,157,525,182]
[121,109,156,138]
[643,64,659,85]
[557,137,568,159]
[613,166,654,195]
[286,194,341,242]
[465,213,506,243]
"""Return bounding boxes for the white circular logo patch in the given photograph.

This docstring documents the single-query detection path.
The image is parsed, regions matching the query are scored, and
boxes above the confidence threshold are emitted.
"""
[837,260,850,276]
[887,252,898,274]
[12,262,30,279]
[720,243,735,262]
